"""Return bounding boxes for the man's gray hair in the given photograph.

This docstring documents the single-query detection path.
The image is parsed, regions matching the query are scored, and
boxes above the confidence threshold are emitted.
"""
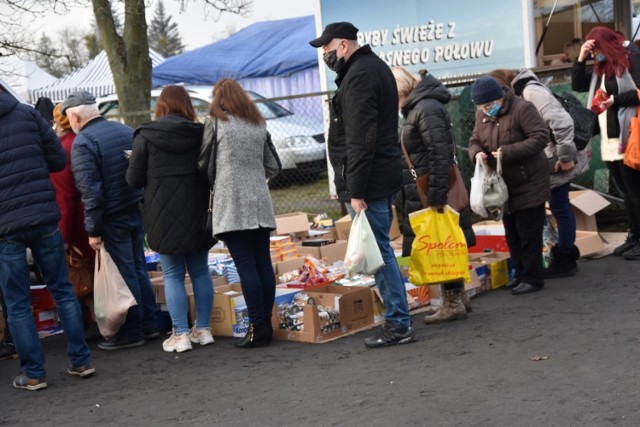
[67,103,100,120]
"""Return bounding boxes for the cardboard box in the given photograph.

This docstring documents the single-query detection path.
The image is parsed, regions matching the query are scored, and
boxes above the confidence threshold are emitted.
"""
[470,221,509,253]
[275,256,306,276]
[334,206,401,242]
[34,309,58,331]
[210,284,300,337]
[31,285,55,311]
[275,212,309,235]
[272,285,374,343]
[389,205,402,240]
[334,215,352,241]
[295,240,349,264]
[211,284,246,337]
[468,252,513,289]
[569,190,610,232]
[575,230,605,257]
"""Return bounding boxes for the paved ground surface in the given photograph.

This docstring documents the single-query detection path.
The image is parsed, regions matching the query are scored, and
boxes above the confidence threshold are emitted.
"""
[1,254,639,426]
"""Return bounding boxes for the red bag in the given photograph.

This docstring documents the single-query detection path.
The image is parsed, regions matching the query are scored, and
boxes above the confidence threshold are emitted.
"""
[625,95,640,171]
[591,88,608,115]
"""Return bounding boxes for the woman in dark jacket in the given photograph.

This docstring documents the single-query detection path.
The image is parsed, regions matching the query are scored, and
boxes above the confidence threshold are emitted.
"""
[392,66,475,323]
[572,26,640,260]
[127,86,215,353]
[468,77,550,295]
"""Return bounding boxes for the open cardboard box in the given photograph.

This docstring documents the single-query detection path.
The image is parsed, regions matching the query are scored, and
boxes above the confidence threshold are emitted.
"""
[568,190,610,232]
[275,212,310,235]
[296,240,348,264]
[333,205,402,242]
[272,285,374,343]
[211,284,299,337]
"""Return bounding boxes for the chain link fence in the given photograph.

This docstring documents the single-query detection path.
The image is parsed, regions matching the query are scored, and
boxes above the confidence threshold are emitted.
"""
[101,69,620,222]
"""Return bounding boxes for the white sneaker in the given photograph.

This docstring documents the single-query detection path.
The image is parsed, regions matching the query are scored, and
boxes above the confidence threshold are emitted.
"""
[162,331,192,353]
[189,326,215,346]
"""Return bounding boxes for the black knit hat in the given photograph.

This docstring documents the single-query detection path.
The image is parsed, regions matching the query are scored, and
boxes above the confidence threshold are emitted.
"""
[471,77,504,105]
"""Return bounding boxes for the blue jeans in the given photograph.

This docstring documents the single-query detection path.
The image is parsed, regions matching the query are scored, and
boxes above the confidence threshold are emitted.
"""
[353,197,411,329]
[0,224,91,379]
[102,212,157,339]
[549,183,576,249]
[221,228,275,325]
[159,251,213,334]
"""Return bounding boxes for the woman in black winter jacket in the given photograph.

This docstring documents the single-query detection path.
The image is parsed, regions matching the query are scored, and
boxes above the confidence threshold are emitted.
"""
[127,86,216,353]
[391,66,475,325]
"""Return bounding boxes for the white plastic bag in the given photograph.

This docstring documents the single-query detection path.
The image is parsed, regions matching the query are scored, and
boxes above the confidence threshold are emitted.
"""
[343,211,385,274]
[93,247,137,339]
[470,159,488,218]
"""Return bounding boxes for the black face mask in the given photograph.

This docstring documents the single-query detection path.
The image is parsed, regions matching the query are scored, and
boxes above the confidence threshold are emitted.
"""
[323,49,346,72]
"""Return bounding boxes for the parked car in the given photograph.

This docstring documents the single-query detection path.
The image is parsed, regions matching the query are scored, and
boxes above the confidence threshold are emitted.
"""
[96,86,327,175]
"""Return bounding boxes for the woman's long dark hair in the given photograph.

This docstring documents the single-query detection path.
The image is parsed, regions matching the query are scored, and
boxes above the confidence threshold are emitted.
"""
[586,26,630,79]
[154,86,197,121]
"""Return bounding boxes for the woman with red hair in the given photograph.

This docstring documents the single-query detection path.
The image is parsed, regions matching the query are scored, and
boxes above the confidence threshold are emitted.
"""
[572,26,640,260]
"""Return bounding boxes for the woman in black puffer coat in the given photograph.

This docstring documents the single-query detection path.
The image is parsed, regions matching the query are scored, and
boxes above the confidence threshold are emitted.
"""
[392,67,475,325]
[127,86,216,353]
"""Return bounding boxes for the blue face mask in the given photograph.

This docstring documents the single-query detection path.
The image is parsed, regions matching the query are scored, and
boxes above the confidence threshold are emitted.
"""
[595,53,606,62]
[484,101,501,117]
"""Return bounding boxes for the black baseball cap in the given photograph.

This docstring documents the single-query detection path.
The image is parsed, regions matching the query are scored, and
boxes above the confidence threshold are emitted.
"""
[309,22,359,48]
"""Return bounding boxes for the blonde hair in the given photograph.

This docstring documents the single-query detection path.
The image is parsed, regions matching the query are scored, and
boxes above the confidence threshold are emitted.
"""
[391,66,420,99]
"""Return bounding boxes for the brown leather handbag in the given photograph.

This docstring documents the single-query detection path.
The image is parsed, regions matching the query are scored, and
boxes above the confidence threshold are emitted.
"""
[400,131,469,212]
[66,246,94,298]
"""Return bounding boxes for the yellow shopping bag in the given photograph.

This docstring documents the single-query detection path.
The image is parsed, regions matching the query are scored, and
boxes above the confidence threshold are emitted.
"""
[408,206,470,286]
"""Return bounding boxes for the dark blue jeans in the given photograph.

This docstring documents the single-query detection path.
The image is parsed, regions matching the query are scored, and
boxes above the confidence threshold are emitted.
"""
[0,224,91,379]
[348,197,411,329]
[221,228,275,325]
[503,204,546,287]
[549,183,576,249]
[102,212,157,339]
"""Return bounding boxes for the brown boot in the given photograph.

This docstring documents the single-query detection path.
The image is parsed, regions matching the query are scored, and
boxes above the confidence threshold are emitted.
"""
[423,286,472,315]
[423,286,468,324]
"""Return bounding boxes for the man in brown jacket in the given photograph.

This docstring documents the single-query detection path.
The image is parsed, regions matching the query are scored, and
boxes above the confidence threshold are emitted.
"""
[468,76,550,295]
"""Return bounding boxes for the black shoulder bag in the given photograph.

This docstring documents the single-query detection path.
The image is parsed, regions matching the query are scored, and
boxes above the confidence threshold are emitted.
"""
[202,118,218,234]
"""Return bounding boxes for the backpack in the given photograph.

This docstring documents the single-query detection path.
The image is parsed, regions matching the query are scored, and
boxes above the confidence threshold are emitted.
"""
[551,91,597,151]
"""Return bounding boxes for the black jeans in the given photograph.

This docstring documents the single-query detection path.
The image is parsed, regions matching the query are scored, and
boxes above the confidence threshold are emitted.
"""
[221,228,275,325]
[607,160,640,235]
[503,204,546,287]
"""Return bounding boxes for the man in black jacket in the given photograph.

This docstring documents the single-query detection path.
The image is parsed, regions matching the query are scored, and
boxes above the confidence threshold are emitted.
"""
[0,88,94,390]
[310,22,415,348]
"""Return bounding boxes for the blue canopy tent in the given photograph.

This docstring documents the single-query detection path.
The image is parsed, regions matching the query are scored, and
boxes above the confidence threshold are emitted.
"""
[152,15,321,113]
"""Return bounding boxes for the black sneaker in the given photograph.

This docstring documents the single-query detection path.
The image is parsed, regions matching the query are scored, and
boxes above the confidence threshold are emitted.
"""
[364,323,416,348]
[0,340,17,360]
[143,328,161,340]
[613,235,638,256]
[98,335,144,351]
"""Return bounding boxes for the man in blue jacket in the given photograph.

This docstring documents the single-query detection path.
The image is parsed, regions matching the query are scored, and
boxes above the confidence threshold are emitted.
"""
[310,23,416,348]
[0,88,94,391]
[62,91,158,351]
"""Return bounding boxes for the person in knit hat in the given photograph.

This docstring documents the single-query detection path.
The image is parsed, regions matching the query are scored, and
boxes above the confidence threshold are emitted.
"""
[468,76,551,296]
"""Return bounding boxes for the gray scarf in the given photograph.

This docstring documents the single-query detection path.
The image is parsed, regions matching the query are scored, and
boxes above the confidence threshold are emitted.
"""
[587,69,637,154]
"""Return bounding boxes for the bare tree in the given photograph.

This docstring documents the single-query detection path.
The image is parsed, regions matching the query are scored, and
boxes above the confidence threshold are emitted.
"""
[2,0,252,127]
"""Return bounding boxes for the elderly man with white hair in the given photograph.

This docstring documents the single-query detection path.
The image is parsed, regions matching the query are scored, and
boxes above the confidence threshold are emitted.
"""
[62,91,158,351]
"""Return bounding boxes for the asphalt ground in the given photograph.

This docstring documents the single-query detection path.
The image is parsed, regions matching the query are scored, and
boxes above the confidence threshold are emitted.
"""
[1,253,639,426]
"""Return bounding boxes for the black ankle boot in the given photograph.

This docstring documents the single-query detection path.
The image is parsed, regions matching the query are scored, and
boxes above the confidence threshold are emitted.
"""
[234,323,272,348]
[544,245,578,279]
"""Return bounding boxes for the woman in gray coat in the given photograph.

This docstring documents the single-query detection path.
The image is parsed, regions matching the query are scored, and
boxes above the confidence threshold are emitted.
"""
[491,68,588,278]
[198,78,281,348]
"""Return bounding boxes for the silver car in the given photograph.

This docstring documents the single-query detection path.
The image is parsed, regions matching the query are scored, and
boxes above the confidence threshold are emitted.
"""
[96,86,327,174]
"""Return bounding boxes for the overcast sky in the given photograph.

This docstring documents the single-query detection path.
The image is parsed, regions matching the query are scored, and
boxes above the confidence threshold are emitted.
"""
[32,0,316,51]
